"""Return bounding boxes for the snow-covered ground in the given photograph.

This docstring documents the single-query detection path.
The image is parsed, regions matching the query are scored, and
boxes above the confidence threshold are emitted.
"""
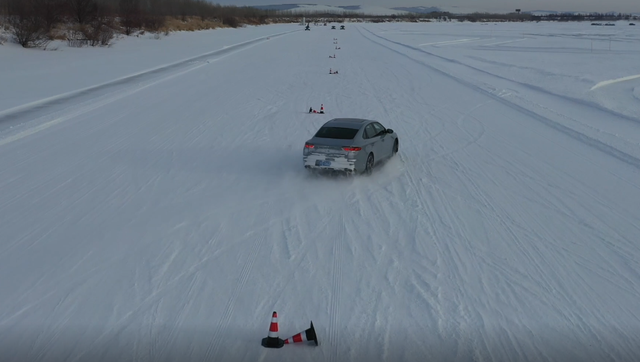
[1,21,640,362]
[0,24,298,119]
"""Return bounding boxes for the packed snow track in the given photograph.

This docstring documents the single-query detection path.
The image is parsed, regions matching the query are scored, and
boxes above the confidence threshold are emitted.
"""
[1,22,640,362]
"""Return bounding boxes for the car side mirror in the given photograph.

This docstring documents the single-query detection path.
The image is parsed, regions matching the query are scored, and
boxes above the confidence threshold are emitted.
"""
[386,129,394,134]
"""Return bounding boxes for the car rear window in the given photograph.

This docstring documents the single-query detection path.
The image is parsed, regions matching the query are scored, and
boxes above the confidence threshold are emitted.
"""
[314,127,358,140]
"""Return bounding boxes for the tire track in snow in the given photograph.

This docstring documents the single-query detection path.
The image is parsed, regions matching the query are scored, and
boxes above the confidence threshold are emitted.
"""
[365,25,640,268]
[353,26,540,358]
[137,223,227,360]
[66,225,256,362]
[350,27,476,356]
[448,145,638,355]
[0,63,207,148]
[202,232,267,361]
[350,27,467,346]
[326,212,345,362]
[415,147,500,359]
[355,26,487,163]
[357,27,640,357]
[461,138,640,309]
[0,29,298,126]
[369,39,595,355]
[0,111,154,257]
[358,26,640,171]
[424,101,489,163]
[0,30,300,146]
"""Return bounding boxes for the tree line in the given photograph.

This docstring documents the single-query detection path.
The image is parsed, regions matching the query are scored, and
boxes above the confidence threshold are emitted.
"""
[0,0,277,47]
[1,1,637,48]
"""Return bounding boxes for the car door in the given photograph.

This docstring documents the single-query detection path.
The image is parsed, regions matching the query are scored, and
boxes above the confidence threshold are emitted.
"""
[371,122,390,159]
[363,123,378,158]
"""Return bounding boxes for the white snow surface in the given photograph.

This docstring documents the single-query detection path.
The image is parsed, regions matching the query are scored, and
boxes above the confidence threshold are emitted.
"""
[1,21,640,362]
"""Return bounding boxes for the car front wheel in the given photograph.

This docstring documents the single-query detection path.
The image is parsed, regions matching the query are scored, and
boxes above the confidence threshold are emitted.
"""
[392,139,399,155]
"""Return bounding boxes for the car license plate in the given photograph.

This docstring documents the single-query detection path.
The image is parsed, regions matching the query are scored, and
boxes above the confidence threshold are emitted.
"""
[316,160,331,167]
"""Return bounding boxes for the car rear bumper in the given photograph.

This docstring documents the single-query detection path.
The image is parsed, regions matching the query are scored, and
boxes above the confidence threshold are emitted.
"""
[303,155,356,172]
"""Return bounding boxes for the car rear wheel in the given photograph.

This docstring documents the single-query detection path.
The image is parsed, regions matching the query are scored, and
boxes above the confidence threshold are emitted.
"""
[364,153,374,175]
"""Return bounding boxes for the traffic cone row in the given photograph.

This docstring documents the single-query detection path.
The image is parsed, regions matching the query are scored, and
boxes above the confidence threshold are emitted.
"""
[308,35,342,114]
[331,37,340,72]
[261,311,318,348]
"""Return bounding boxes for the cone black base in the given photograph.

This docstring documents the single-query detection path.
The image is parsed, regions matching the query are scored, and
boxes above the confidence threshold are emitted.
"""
[262,336,285,348]
[308,321,319,346]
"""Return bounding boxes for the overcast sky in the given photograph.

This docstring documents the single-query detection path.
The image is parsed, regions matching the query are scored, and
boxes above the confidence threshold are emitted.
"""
[213,0,638,14]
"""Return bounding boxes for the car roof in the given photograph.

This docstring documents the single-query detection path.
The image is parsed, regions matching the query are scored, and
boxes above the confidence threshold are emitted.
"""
[323,118,372,130]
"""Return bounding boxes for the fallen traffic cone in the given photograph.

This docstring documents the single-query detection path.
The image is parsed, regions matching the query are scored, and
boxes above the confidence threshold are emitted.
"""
[261,311,285,348]
[284,321,319,346]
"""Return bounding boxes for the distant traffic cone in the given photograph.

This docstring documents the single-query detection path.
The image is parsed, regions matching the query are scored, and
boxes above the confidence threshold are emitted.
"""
[261,311,285,348]
[284,321,319,346]
[320,104,324,112]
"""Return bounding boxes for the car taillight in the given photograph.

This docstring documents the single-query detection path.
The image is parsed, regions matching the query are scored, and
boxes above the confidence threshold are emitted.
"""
[343,147,361,152]
[305,144,314,148]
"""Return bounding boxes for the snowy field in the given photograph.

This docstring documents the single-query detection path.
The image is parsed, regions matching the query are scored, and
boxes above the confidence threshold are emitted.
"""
[1,21,640,362]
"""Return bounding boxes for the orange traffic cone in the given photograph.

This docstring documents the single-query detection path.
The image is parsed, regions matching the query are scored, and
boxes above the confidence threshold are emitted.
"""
[284,321,319,346]
[261,311,285,348]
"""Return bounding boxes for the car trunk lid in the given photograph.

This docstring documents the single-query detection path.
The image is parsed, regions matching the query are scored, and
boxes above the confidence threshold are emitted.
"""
[309,138,356,157]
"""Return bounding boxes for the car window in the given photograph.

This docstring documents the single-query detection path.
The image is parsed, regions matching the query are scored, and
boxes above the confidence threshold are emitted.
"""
[363,124,376,139]
[314,127,359,140]
[372,123,386,136]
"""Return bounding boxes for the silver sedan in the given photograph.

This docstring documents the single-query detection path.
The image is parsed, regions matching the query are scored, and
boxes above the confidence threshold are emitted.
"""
[303,118,399,175]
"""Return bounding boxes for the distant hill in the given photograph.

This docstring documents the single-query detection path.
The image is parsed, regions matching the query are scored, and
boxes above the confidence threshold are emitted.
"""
[525,10,591,15]
[390,6,443,14]
[248,4,638,17]
[250,4,410,16]
[390,6,500,14]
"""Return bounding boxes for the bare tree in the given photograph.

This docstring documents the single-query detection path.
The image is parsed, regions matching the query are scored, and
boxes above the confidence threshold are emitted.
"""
[7,0,50,48]
[3,0,280,47]
[34,0,64,32]
[7,0,50,47]
[66,0,97,24]
[119,0,142,35]
[0,0,8,18]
